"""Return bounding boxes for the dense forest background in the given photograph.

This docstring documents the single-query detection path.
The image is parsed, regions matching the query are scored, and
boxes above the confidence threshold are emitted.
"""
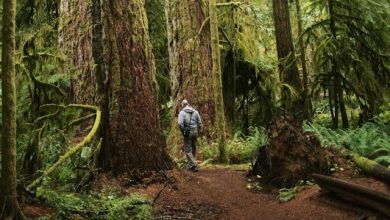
[0,0,389,219]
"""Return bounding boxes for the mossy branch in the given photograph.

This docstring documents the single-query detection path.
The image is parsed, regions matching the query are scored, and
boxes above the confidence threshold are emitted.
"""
[65,113,96,129]
[330,145,390,184]
[216,2,242,7]
[27,104,101,190]
[33,109,61,125]
[28,70,66,97]
[197,16,210,36]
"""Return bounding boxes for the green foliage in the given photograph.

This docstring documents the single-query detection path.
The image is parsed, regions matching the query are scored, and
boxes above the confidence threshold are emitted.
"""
[379,102,390,123]
[36,188,152,220]
[145,0,171,106]
[246,175,263,192]
[227,127,268,163]
[304,0,390,122]
[277,180,314,202]
[200,127,268,164]
[304,120,390,166]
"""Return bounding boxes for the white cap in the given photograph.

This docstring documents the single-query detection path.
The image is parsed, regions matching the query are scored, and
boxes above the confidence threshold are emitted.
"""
[181,99,189,107]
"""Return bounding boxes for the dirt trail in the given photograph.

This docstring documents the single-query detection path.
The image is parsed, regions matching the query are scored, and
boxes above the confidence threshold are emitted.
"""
[153,167,387,220]
[22,165,389,219]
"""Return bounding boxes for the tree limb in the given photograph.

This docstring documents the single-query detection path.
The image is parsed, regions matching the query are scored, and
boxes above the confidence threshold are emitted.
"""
[216,2,242,7]
[27,104,101,190]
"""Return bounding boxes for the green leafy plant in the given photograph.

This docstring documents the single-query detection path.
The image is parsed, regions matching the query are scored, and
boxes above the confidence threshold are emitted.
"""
[304,120,390,166]
[277,180,314,202]
[200,127,268,164]
[36,188,152,220]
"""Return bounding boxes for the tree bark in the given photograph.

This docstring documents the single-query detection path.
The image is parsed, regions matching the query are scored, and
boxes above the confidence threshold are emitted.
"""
[222,49,236,126]
[60,0,172,174]
[59,0,94,105]
[295,0,312,120]
[91,0,110,168]
[1,0,27,218]
[165,0,218,152]
[102,0,172,172]
[272,0,302,92]
[295,0,307,91]
[339,83,349,128]
[209,0,228,163]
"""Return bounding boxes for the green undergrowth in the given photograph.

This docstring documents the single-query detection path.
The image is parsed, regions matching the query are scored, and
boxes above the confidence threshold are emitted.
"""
[36,188,152,220]
[276,180,315,202]
[200,127,268,165]
[304,119,390,167]
[379,102,390,123]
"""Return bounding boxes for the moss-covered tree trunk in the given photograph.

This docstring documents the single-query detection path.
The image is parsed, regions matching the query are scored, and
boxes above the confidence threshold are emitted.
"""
[272,0,302,93]
[295,0,307,91]
[102,0,172,173]
[209,0,227,163]
[59,0,94,105]
[1,0,27,218]
[295,0,312,119]
[91,0,110,168]
[60,0,172,173]
[165,0,218,152]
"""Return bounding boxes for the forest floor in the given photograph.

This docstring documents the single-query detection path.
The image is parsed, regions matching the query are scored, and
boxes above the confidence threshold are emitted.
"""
[22,158,389,219]
[150,165,389,220]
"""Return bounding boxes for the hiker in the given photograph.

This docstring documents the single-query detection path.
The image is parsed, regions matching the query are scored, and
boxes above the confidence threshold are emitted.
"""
[178,99,202,172]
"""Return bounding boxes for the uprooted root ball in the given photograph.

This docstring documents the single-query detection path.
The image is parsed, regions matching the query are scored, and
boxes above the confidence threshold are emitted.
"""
[251,117,332,188]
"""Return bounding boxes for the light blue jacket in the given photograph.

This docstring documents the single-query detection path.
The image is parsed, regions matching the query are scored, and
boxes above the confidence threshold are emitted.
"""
[178,106,202,131]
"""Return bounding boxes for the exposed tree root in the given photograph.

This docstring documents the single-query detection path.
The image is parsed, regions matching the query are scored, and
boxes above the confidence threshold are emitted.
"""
[251,117,332,188]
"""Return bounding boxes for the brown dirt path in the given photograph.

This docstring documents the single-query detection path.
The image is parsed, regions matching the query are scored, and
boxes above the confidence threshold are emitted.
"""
[153,167,387,220]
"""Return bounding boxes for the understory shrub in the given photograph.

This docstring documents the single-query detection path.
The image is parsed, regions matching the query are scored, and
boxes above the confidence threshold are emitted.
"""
[304,120,390,166]
[200,127,268,164]
[36,188,152,220]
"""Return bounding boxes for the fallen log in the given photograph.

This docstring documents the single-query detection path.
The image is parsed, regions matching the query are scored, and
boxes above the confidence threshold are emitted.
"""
[329,145,390,185]
[313,174,390,217]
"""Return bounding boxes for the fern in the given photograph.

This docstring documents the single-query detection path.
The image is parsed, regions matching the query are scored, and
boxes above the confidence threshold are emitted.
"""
[304,121,390,166]
[201,127,268,164]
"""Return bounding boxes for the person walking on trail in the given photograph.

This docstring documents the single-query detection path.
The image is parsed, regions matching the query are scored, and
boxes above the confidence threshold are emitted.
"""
[178,99,202,172]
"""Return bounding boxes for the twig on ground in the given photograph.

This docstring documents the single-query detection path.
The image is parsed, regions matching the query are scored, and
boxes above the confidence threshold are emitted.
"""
[153,181,169,205]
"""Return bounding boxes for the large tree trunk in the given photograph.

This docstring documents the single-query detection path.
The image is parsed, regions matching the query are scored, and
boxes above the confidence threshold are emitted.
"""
[1,0,27,218]
[295,0,307,91]
[165,0,218,152]
[209,0,227,163]
[295,0,312,120]
[60,0,172,174]
[91,0,110,168]
[102,0,172,173]
[272,0,302,92]
[222,49,236,126]
[59,0,94,105]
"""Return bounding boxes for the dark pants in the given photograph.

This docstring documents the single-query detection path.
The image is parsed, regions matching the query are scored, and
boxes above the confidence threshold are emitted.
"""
[184,128,198,167]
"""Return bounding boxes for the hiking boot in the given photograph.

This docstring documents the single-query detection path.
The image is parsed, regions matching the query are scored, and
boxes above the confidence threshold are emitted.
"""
[189,165,199,172]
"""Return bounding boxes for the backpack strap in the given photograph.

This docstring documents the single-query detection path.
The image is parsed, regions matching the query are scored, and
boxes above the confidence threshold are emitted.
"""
[184,111,194,128]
